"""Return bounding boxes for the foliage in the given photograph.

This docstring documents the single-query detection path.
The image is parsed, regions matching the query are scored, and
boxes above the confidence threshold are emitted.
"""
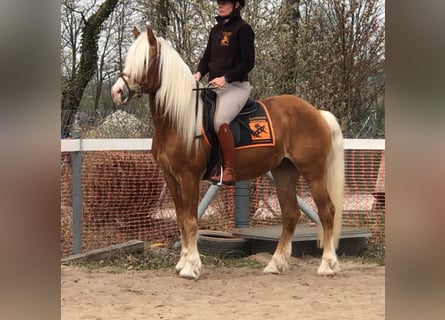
[69,246,264,271]
[295,0,385,138]
[68,242,383,272]
[362,238,385,265]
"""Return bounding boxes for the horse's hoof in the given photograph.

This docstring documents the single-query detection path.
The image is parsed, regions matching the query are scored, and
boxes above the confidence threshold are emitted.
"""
[330,261,341,273]
[317,257,340,276]
[175,259,185,274]
[179,268,199,280]
[263,268,280,275]
[317,268,335,276]
[263,262,281,275]
[317,263,338,275]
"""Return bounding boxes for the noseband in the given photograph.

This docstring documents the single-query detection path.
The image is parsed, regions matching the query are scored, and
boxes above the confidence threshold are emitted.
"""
[119,72,144,99]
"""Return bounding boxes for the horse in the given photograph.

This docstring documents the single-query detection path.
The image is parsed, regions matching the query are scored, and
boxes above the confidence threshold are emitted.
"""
[111,26,344,280]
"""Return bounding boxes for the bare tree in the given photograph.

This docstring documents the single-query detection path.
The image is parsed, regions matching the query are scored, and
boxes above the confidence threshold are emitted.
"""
[91,1,131,112]
[277,0,301,95]
[60,0,384,138]
[141,0,215,68]
[61,0,84,80]
[61,0,119,137]
[295,0,385,137]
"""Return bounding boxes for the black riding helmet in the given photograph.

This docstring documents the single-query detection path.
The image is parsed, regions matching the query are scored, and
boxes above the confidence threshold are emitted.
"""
[211,0,246,7]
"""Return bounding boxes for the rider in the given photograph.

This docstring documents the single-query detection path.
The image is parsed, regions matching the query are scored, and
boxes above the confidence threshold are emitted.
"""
[194,0,255,185]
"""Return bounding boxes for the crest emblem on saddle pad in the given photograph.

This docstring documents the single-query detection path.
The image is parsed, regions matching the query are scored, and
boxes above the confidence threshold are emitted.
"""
[232,101,275,149]
[248,116,272,141]
[201,99,276,150]
[200,91,276,179]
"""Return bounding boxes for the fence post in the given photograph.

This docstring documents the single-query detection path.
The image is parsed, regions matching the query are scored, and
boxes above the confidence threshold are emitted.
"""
[71,135,82,254]
[234,180,250,228]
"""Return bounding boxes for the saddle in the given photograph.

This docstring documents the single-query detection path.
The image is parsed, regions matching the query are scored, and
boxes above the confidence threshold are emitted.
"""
[200,89,275,180]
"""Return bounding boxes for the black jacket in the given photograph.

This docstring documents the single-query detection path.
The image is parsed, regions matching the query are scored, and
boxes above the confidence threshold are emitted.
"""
[197,15,255,82]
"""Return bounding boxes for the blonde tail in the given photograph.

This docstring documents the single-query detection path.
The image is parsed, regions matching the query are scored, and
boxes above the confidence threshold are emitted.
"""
[320,110,344,248]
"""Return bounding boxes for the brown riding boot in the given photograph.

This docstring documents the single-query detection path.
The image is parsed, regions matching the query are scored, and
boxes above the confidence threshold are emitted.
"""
[210,123,236,185]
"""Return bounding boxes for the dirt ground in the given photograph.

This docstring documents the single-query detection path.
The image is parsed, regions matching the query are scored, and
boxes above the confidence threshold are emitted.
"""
[61,253,385,320]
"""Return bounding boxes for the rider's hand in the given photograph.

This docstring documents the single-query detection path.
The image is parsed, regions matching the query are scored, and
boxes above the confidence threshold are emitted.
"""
[193,72,201,81]
[209,76,227,89]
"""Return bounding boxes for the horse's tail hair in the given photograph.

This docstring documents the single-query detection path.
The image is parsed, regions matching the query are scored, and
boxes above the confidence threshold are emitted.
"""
[320,110,344,248]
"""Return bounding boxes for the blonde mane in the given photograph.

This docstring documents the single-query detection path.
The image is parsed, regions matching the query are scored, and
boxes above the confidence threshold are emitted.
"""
[123,33,203,153]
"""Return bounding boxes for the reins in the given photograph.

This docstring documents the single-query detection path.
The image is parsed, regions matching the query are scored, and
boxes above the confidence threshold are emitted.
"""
[192,83,217,127]
[194,81,200,120]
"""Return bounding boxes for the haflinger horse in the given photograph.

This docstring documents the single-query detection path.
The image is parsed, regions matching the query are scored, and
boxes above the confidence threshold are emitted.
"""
[111,26,344,280]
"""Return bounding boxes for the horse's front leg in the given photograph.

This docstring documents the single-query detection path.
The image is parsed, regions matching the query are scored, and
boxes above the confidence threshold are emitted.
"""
[164,172,202,280]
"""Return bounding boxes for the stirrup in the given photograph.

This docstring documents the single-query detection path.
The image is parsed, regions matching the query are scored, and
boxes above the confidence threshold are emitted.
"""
[210,165,236,185]
[210,164,224,185]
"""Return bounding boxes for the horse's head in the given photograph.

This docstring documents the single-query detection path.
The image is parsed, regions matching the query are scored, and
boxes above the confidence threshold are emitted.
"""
[111,26,161,105]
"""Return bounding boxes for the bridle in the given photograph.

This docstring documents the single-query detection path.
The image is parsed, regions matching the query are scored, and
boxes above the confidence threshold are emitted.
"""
[118,42,161,100]
[118,72,145,99]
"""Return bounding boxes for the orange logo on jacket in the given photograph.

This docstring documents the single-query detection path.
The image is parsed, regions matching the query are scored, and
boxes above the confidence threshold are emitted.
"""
[220,32,232,46]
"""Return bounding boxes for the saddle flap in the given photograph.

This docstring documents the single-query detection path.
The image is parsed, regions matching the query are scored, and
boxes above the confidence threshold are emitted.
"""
[200,96,275,180]
[239,98,258,115]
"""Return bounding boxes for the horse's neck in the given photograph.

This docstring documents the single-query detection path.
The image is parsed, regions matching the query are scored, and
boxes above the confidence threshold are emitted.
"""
[148,94,183,138]
[148,94,168,129]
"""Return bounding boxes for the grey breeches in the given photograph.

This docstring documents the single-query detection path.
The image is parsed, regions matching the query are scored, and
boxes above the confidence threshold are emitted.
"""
[213,81,251,131]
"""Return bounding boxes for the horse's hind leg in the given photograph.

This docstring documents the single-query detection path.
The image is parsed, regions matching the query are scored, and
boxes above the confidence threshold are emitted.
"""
[264,161,301,274]
[305,176,340,275]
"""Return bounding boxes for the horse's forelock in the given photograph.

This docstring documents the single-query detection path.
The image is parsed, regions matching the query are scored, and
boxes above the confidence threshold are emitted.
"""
[123,33,151,83]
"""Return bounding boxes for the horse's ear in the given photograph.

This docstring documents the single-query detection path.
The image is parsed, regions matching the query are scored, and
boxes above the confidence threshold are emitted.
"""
[146,26,157,48]
[132,27,140,39]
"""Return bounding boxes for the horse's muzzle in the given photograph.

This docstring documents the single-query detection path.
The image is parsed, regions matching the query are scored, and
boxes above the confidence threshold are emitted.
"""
[111,77,133,105]
[119,86,131,104]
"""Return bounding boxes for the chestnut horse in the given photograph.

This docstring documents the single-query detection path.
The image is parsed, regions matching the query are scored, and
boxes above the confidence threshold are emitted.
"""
[111,27,344,280]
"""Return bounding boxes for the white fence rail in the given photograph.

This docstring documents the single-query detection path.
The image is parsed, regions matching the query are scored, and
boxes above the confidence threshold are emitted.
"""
[62,138,384,152]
